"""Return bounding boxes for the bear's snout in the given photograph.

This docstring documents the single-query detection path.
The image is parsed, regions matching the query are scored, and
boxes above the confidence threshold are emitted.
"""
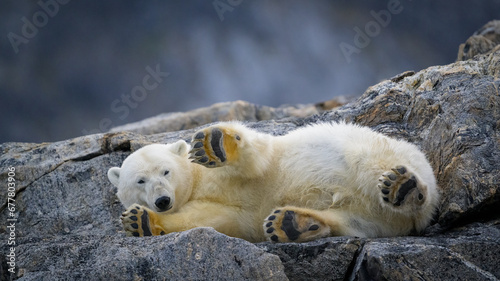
[155,196,171,212]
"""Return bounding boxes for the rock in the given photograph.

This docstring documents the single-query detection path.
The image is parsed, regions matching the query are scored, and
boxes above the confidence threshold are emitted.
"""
[107,100,312,135]
[256,221,500,281]
[109,98,353,136]
[260,237,362,281]
[352,222,500,281]
[457,20,500,61]
[6,228,287,280]
[1,24,500,280]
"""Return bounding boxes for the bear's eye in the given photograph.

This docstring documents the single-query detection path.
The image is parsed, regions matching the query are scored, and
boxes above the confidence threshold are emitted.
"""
[164,170,170,176]
[137,179,145,184]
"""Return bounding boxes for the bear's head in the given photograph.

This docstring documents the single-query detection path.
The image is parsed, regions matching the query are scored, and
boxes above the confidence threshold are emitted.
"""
[107,141,193,213]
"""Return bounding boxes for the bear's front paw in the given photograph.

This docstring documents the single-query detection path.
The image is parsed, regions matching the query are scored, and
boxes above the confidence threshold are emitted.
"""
[121,204,166,237]
[189,126,241,168]
[264,208,330,243]
[378,165,427,208]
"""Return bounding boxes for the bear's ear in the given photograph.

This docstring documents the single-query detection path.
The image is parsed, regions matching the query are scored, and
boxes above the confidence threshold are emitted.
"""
[107,167,121,187]
[170,140,189,156]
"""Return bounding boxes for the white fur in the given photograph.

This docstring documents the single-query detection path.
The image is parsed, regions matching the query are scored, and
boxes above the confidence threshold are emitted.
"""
[108,141,193,213]
[108,122,439,242]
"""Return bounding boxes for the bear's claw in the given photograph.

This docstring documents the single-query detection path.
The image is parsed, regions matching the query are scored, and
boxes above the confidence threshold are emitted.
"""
[264,208,330,243]
[378,165,426,207]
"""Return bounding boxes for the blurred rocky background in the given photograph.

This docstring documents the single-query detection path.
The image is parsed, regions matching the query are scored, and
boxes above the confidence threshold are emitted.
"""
[1,0,500,143]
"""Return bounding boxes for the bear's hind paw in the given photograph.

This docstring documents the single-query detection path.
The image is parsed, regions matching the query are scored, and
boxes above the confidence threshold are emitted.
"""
[378,165,426,208]
[264,208,330,243]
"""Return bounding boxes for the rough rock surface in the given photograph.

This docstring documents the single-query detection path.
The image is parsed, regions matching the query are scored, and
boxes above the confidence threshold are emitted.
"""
[1,31,500,281]
[3,228,286,281]
[109,97,354,136]
[457,20,500,61]
[260,222,500,281]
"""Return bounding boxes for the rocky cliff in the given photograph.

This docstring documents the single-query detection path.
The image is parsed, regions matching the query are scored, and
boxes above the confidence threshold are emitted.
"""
[1,25,499,280]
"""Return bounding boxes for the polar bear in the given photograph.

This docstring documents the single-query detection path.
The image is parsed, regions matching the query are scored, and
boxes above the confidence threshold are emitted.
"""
[108,122,439,243]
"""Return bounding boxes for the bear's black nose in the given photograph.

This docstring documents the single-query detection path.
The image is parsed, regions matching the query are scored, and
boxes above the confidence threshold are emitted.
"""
[155,196,171,211]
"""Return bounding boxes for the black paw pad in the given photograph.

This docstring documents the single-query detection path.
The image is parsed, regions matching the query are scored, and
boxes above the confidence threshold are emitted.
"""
[210,128,226,162]
[140,209,153,236]
[193,142,203,149]
[395,166,407,175]
[194,132,205,140]
[387,174,397,180]
[394,176,417,206]
[309,225,320,231]
[281,211,301,241]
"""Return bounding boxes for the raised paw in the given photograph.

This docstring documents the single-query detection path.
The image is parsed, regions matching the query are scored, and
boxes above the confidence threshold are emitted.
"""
[378,165,426,208]
[189,126,241,168]
[121,204,166,237]
[263,208,330,243]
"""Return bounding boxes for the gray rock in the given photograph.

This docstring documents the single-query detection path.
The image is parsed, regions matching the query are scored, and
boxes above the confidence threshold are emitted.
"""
[352,222,500,281]
[108,97,354,136]
[7,228,287,281]
[1,24,500,281]
[256,222,500,281]
[457,20,500,61]
[260,237,362,281]
[108,100,321,136]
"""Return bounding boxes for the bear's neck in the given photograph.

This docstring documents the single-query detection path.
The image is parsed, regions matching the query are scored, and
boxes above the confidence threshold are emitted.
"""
[189,163,204,193]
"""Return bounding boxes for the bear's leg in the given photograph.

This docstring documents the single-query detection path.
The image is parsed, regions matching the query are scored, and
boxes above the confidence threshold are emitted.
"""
[263,206,344,242]
[189,125,241,168]
[121,204,166,237]
[121,201,254,240]
[378,165,427,208]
